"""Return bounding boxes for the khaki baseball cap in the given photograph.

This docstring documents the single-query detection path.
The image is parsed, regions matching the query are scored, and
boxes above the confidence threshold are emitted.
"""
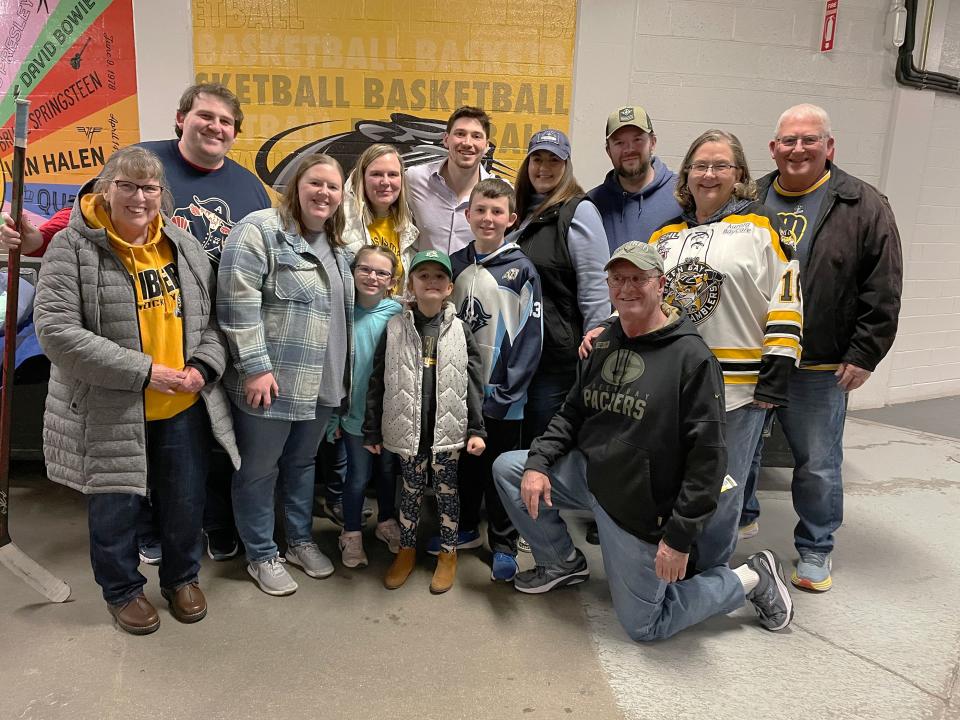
[604,241,664,273]
[605,106,654,139]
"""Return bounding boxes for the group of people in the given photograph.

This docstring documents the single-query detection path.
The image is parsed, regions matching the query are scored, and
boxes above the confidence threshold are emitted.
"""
[1,81,903,643]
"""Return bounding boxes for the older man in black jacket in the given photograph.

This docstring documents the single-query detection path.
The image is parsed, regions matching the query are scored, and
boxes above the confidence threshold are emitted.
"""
[739,103,903,593]
[493,241,794,642]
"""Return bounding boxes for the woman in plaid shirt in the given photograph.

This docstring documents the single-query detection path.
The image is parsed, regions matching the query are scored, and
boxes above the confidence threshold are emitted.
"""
[218,154,355,597]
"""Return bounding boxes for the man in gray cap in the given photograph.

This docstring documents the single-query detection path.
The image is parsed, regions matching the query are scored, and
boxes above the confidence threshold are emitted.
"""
[587,106,681,253]
[492,241,794,641]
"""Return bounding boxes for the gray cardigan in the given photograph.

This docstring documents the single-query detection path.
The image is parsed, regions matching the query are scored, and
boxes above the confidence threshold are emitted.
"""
[33,204,240,495]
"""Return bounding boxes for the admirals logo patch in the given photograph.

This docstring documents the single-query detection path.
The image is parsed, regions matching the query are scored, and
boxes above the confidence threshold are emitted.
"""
[459,297,491,333]
[171,195,237,262]
[655,231,679,259]
[601,350,646,385]
[502,268,519,281]
[664,258,725,324]
[777,212,806,250]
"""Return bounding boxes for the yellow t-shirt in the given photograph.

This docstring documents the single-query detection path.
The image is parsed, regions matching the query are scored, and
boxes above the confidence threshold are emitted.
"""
[367,215,403,293]
[81,194,198,421]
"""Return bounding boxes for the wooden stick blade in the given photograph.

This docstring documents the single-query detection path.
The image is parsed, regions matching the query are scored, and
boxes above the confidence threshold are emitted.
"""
[0,542,71,602]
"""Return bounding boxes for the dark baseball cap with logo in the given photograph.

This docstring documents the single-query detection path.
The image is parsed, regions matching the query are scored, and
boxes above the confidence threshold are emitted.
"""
[604,240,664,273]
[527,129,571,160]
[605,106,654,139]
[409,249,453,278]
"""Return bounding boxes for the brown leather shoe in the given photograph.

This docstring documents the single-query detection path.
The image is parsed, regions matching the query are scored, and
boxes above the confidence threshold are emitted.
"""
[384,548,417,589]
[108,595,160,635]
[429,550,457,594]
[161,582,208,623]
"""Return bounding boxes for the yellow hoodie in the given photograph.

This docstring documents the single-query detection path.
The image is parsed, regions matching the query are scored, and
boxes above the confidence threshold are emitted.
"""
[82,194,198,421]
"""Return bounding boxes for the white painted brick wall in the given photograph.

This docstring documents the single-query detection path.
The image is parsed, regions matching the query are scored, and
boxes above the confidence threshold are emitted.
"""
[888,0,960,404]
[571,0,960,407]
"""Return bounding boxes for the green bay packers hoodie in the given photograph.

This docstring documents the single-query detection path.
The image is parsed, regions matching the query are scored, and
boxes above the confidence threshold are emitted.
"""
[524,305,727,553]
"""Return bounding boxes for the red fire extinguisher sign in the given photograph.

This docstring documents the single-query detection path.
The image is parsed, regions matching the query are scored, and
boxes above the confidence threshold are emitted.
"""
[821,0,839,52]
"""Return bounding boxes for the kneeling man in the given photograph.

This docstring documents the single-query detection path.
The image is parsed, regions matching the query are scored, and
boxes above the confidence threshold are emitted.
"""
[493,241,793,641]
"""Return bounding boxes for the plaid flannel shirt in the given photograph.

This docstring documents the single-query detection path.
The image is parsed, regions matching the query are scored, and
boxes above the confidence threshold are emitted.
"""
[217,208,354,421]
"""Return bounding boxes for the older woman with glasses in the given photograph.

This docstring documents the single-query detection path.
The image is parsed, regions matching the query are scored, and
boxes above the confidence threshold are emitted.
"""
[648,129,803,572]
[33,146,240,635]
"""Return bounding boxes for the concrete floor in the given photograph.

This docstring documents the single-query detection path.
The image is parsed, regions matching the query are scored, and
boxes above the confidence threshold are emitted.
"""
[3,405,960,720]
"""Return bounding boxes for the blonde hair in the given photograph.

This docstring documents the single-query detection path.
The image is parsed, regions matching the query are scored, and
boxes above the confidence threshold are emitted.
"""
[674,129,757,215]
[353,244,402,294]
[347,143,413,230]
[93,146,173,215]
[278,154,346,245]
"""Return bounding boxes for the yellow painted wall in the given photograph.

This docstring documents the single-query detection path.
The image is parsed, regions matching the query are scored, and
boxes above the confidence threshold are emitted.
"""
[191,0,576,190]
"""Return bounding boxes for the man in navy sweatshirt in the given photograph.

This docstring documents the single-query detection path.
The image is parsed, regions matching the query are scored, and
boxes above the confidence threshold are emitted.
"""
[587,106,681,253]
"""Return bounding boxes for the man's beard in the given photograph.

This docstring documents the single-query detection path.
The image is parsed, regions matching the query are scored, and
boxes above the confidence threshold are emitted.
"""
[617,158,651,181]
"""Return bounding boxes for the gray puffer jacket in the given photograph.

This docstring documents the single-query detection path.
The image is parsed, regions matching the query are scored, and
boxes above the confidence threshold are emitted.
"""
[33,205,240,495]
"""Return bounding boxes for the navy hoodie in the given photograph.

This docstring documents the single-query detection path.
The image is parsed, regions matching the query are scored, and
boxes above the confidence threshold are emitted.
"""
[588,156,681,253]
[451,241,543,421]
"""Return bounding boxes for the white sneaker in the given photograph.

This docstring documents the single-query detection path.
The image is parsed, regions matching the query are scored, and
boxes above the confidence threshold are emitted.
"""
[375,519,402,554]
[285,541,335,578]
[339,531,368,568]
[247,557,298,596]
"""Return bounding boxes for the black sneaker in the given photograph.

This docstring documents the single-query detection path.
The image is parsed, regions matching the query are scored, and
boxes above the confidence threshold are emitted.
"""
[205,529,239,561]
[585,521,600,545]
[514,548,589,594]
[746,549,794,631]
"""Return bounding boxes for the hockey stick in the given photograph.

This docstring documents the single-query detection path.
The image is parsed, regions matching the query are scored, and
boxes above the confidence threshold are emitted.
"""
[0,88,71,602]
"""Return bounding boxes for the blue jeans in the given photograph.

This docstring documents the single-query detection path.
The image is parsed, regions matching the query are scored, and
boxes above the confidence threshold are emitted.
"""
[695,404,766,570]
[739,411,773,528]
[231,404,333,562]
[316,434,347,506]
[739,371,846,554]
[782,371,846,554]
[493,449,744,642]
[88,401,210,605]
[522,369,575,448]
[342,432,397,532]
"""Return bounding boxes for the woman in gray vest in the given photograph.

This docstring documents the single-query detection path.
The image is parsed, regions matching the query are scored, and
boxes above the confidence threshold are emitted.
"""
[217,154,354,597]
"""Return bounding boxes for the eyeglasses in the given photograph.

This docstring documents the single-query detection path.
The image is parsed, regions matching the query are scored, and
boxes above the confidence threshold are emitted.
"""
[112,180,163,197]
[355,264,393,281]
[776,135,824,148]
[686,162,737,175]
[606,273,662,289]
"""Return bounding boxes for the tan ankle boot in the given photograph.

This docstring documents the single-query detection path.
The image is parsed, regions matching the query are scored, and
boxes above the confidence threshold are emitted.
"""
[384,548,416,589]
[430,550,457,594]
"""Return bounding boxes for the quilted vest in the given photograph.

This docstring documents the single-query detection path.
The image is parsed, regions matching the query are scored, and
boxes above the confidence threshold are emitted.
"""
[381,304,469,458]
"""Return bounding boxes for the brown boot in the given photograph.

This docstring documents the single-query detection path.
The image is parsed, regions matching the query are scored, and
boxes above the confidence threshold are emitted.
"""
[108,594,160,635]
[161,582,208,623]
[430,550,457,594]
[384,548,417,589]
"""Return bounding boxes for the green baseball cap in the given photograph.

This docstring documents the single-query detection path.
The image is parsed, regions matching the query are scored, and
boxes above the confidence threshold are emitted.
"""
[604,240,664,273]
[409,249,453,278]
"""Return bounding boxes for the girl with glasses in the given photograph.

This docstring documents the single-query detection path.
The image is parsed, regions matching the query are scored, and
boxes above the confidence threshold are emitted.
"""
[334,245,404,568]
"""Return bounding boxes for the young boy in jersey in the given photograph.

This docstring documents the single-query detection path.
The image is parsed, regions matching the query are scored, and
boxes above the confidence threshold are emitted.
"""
[442,178,544,581]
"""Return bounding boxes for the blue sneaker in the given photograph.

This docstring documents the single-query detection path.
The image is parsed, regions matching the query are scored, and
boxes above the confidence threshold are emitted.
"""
[426,529,483,555]
[792,551,832,592]
[491,552,518,582]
